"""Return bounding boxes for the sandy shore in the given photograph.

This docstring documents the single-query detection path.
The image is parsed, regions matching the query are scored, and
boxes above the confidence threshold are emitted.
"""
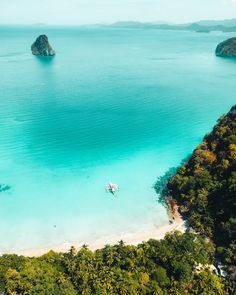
[13,215,185,257]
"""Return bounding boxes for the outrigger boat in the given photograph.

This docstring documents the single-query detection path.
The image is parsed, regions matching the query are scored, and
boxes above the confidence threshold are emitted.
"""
[106,182,119,195]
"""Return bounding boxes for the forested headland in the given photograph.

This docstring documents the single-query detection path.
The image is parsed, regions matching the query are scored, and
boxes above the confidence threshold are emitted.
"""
[167,106,236,271]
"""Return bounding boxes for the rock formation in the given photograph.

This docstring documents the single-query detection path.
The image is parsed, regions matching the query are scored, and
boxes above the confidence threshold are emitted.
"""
[215,37,236,57]
[31,35,56,56]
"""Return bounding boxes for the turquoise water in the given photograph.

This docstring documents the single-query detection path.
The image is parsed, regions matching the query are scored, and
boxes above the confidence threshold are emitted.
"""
[0,26,235,253]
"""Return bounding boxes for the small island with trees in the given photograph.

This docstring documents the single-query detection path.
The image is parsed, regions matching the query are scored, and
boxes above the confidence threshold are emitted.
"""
[215,37,236,57]
[31,35,56,57]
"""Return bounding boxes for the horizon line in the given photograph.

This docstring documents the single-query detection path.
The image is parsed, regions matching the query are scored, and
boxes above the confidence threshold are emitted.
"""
[0,17,236,27]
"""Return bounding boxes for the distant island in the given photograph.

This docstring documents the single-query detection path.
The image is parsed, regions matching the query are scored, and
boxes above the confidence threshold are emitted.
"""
[216,37,236,57]
[31,35,56,56]
[101,18,236,33]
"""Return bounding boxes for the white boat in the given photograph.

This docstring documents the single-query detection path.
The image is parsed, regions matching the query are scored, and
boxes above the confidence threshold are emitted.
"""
[106,182,119,194]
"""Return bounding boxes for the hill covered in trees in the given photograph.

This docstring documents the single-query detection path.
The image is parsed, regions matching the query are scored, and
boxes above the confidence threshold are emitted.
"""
[167,105,236,286]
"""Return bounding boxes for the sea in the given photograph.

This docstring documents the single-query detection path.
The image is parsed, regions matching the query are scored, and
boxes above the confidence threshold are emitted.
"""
[0,26,235,253]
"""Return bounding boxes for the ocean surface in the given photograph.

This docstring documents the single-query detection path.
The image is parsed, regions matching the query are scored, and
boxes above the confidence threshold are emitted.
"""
[0,26,235,253]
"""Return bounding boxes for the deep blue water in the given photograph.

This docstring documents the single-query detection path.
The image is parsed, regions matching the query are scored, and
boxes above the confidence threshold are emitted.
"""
[0,26,235,253]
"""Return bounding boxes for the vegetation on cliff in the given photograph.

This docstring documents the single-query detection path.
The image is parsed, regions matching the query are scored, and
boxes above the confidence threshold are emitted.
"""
[215,38,236,57]
[167,105,236,287]
[31,35,56,56]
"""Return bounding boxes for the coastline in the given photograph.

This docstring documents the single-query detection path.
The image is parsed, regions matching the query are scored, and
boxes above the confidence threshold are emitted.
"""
[9,210,185,257]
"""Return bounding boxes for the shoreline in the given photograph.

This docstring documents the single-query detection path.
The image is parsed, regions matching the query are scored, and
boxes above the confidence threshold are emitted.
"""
[5,212,185,257]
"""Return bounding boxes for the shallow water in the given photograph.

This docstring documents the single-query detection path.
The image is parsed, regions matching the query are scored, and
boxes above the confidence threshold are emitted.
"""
[0,26,235,253]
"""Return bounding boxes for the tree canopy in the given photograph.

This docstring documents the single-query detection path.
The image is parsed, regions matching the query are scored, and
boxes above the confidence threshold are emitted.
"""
[0,232,224,294]
[167,105,236,291]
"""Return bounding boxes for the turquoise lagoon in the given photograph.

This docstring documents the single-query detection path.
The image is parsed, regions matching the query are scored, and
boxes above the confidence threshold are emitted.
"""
[0,26,235,253]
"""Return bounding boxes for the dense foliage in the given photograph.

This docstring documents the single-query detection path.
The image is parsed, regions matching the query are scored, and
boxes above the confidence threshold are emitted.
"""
[0,232,224,294]
[167,105,236,284]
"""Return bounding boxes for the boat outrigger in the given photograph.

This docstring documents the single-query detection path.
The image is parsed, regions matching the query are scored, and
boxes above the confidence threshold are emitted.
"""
[106,182,119,195]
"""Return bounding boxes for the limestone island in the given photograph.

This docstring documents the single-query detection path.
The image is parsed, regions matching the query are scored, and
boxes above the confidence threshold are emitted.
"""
[31,35,56,56]
[215,37,236,57]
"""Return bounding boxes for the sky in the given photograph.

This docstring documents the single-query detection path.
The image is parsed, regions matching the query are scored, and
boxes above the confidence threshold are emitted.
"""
[1,0,236,25]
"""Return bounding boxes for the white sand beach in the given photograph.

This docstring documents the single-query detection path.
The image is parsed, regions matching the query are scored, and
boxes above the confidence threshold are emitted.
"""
[13,216,186,257]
